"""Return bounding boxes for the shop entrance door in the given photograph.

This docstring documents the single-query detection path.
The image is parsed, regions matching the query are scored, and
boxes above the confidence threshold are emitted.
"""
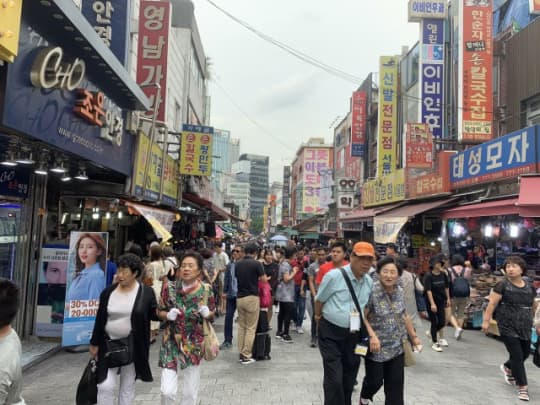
[0,202,21,281]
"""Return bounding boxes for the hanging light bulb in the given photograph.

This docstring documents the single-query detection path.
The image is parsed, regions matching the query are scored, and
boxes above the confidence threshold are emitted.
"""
[484,224,493,238]
[118,211,123,219]
[510,224,519,238]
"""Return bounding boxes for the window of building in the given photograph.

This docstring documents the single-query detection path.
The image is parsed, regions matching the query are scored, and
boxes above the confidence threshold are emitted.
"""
[525,94,540,127]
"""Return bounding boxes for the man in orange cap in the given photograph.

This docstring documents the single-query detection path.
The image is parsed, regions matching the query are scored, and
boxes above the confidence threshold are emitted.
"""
[314,241,375,405]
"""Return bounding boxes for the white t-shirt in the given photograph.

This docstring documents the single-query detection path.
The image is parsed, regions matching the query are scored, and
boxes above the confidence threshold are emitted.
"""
[0,328,25,405]
[105,284,139,339]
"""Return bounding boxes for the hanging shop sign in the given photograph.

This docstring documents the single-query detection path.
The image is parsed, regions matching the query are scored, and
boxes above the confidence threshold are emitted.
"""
[81,0,130,65]
[2,23,133,175]
[0,0,22,63]
[36,246,69,337]
[377,56,398,176]
[420,19,445,139]
[282,165,291,226]
[133,131,179,206]
[406,123,433,169]
[336,177,358,209]
[351,91,367,157]
[458,0,493,143]
[137,0,170,122]
[450,126,538,188]
[362,169,406,208]
[302,148,331,214]
[0,167,30,199]
[374,216,409,244]
[180,124,214,176]
[408,0,447,21]
[408,150,453,198]
[63,232,108,346]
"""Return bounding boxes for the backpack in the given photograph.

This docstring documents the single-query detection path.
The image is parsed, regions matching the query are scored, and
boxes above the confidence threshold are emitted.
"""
[450,267,470,298]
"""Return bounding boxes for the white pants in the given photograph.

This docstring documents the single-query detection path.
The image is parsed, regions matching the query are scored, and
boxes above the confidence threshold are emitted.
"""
[161,365,200,405]
[97,363,136,405]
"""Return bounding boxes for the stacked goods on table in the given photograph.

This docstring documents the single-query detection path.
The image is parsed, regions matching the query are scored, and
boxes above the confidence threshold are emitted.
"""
[464,273,504,331]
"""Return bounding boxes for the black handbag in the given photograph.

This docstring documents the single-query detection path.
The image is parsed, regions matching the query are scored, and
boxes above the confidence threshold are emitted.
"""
[103,333,134,368]
[533,341,540,368]
[76,359,97,405]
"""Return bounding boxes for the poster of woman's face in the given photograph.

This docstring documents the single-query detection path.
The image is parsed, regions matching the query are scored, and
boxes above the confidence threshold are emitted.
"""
[40,260,68,284]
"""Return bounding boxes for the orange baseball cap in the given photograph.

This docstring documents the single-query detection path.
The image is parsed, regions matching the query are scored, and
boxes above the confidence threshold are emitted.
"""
[352,242,375,258]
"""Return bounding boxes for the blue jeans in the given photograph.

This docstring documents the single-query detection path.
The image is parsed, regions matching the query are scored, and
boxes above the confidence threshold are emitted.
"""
[294,285,306,327]
[224,297,237,344]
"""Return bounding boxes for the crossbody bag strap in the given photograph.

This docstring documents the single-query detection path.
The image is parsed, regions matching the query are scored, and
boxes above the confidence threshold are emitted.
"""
[339,268,365,324]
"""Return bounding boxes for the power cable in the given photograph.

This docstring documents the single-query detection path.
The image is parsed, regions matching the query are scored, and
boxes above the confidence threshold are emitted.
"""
[203,0,363,85]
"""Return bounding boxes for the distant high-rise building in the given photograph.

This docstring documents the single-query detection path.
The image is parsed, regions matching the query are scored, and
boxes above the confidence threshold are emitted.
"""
[211,129,240,208]
[239,154,269,219]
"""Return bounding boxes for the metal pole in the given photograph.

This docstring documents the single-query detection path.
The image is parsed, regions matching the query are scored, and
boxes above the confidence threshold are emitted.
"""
[141,83,161,199]
[158,126,169,203]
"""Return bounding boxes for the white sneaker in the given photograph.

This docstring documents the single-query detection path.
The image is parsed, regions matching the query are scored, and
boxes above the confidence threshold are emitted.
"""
[439,338,449,347]
[425,330,431,338]
[454,328,464,340]
[297,326,304,334]
[431,343,443,352]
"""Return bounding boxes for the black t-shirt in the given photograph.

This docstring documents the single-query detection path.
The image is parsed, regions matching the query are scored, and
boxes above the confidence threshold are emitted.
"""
[494,279,536,339]
[235,256,265,298]
[263,262,280,293]
[423,271,448,302]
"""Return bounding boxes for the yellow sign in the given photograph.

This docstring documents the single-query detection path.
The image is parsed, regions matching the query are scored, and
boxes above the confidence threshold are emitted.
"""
[0,0,23,63]
[377,56,399,176]
[180,125,213,176]
[362,169,405,207]
[133,131,178,206]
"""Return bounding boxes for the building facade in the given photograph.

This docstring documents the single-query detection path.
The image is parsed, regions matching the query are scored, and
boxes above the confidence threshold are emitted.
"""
[238,154,269,220]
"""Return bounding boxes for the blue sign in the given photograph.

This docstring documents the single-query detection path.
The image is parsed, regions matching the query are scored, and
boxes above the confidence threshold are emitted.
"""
[351,143,365,157]
[81,0,130,66]
[0,167,30,199]
[450,126,538,188]
[421,19,445,139]
[2,20,133,176]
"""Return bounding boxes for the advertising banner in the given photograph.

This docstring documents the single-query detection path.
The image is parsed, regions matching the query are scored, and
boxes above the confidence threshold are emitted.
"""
[137,0,170,122]
[377,56,398,176]
[133,131,178,206]
[302,148,331,213]
[127,202,174,242]
[362,169,406,207]
[62,232,108,346]
[180,124,214,176]
[319,168,334,209]
[336,177,358,209]
[408,150,454,198]
[81,0,130,65]
[408,0,447,21]
[420,19,445,139]
[450,126,538,188]
[406,123,433,168]
[0,167,30,199]
[458,0,493,143]
[2,20,133,175]
[282,166,291,226]
[374,216,409,244]
[351,91,367,157]
[36,246,68,337]
[0,0,22,63]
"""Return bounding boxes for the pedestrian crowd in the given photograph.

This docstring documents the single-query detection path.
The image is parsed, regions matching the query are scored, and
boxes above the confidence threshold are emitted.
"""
[1,237,540,405]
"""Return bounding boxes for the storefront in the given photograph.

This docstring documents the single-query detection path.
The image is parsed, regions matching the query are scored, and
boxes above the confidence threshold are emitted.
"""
[0,1,148,338]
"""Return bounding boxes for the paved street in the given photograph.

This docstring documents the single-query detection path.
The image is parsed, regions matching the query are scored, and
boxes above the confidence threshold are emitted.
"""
[22,315,540,405]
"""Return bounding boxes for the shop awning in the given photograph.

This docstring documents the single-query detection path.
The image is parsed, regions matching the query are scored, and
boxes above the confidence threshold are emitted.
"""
[441,198,519,219]
[518,177,540,206]
[126,202,174,242]
[340,203,404,222]
[378,198,458,220]
[182,193,231,221]
[299,232,320,240]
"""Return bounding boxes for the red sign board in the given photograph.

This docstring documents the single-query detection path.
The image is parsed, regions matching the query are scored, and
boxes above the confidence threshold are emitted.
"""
[459,0,493,143]
[406,123,433,169]
[407,151,453,198]
[137,1,170,122]
[351,91,367,156]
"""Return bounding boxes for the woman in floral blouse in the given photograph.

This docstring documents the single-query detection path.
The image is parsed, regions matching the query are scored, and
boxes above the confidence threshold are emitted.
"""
[360,256,422,405]
[157,251,215,405]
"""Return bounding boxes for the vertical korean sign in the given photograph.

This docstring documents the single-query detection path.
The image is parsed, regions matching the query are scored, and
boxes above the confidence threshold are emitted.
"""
[377,56,398,176]
[82,0,130,65]
[420,19,445,139]
[458,0,493,143]
[351,91,367,157]
[406,123,433,168]
[282,166,291,226]
[137,0,170,122]
[63,232,108,346]
[302,148,330,213]
[180,125,214,176]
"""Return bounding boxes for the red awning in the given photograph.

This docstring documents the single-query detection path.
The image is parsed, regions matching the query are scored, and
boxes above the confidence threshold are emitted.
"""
[340,203,404,222]
[378,198,458,220]
[442,198,519,219]
[518,177,540,206]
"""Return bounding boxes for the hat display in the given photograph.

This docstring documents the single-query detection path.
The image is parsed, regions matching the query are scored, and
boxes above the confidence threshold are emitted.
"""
[352,241,375,258]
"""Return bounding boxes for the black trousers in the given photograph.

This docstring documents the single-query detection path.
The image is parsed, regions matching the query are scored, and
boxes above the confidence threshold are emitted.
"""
[501,335,531,386]
[428,297,446,343]
[318,318,361,405]
[277,301,295,335]
[360,353,405,405]
[310,294,317,340]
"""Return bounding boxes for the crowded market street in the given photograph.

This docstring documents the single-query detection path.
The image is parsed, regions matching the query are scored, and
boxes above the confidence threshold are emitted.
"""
[22,315,540,405]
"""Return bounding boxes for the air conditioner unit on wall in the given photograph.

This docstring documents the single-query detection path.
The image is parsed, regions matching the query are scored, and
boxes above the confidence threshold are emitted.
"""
[126,111,141,134]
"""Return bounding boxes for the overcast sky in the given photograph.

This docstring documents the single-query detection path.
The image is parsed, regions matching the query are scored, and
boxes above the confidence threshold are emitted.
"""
[194,0,420,183]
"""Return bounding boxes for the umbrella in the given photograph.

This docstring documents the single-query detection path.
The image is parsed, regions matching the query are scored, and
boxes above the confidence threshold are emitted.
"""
[270,234,288,242]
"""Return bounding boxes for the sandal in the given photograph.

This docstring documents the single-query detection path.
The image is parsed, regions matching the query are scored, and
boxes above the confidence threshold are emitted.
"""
[500,364,515,385]
[518,388,529,402]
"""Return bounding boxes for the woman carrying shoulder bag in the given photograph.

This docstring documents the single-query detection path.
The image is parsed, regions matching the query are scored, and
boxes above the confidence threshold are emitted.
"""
[89,253,159,405]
